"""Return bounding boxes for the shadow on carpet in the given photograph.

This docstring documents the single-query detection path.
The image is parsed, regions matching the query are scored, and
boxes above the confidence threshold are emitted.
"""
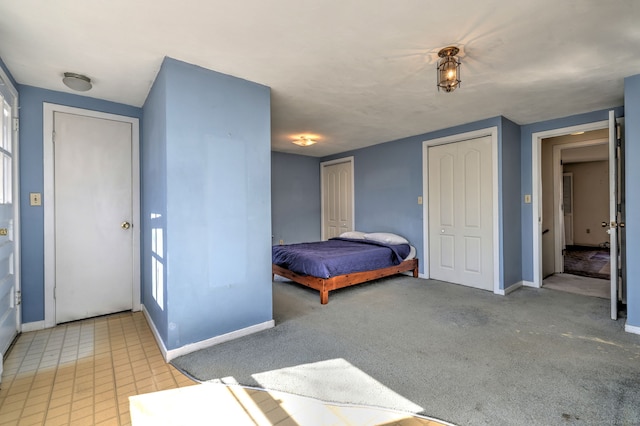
[171,276,640,426]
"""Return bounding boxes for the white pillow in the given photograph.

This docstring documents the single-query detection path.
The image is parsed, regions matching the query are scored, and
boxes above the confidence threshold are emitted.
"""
[339,231,367,239]
[364,232,409,245]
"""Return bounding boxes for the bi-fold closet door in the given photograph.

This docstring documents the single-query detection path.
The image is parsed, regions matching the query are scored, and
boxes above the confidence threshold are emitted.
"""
[428,136,494,291]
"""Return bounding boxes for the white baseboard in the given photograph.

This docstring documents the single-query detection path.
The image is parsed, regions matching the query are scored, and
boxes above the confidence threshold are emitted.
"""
[418,273,428,279]
[141,305,275,362]
[625,322,640,335]
[141,305,169,361]
[21,321,46,333]
[522,280,537,288]
[495,281,523,296]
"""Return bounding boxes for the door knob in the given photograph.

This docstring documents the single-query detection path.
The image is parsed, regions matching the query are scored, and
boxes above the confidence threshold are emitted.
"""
[121,221,131,230]
[601,221,608,228]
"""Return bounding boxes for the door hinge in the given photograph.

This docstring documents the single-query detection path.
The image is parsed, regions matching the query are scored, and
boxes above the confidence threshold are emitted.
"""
[14,290,21,306]
[52,131,56,143]
[12,118,19,132]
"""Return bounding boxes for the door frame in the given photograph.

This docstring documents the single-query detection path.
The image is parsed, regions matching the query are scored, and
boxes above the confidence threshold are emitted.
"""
[320,156,354,241]
[562,171,574,247]
[0,66,21,338]
[422,127,500,294]
[43,103,140,328]
[530,119,616,288]
[552,139,608,273]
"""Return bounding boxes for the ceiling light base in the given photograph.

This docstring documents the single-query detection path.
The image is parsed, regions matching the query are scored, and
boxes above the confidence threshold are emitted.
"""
[292,136,316,147]
[63,72,92,91]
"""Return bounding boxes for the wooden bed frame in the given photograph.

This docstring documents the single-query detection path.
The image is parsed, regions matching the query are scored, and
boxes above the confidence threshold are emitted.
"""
[272,258,419,304]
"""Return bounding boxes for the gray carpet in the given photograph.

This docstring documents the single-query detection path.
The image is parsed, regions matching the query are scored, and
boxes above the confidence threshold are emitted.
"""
[172,276,640,426]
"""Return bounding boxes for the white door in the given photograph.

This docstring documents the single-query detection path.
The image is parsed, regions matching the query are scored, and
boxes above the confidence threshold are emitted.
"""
[608,110,619,320]
[54,112,134,323]
[0,72,19,377]
[428,136,493,290]
[321,159,354,240]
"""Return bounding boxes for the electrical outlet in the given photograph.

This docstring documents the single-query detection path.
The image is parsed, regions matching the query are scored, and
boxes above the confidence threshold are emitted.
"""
[524,194,532,204]
[417,196,423,205]
[279,239,284,245]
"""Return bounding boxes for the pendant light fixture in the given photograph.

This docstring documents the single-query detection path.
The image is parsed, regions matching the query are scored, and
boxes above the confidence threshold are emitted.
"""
[436,47,461,93]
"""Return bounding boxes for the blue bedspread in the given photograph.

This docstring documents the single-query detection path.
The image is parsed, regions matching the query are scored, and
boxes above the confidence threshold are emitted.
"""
[272,238,411,279]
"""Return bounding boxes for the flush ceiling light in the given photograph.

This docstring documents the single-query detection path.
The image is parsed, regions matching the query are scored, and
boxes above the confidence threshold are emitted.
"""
[437,46,461,93]
[292,136,316,147]
[62,72,92,91]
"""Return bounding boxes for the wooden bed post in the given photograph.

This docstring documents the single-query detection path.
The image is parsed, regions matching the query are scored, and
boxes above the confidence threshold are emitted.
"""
[320,290,329,304]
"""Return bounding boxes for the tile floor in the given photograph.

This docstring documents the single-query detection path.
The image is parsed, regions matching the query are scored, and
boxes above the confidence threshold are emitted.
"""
[0,312,448,426]
[0,312,195,425]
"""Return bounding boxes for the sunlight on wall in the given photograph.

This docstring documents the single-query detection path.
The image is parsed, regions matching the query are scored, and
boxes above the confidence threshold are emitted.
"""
[151,213,164,310]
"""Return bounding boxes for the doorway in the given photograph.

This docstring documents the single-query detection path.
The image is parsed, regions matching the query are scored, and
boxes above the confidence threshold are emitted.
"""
[541,133,609,275]
[43,104,141,327]
[531,112,624,319]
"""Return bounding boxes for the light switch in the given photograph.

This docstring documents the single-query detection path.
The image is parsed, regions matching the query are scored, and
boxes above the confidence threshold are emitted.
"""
[524,194,532,204]
[418,196,423,205]
[30,192,42,206]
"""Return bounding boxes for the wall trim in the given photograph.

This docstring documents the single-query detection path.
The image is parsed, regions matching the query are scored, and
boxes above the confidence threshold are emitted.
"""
[530,119,609,288]
[21,321,46,333]
[495,281,523,296]
[141,305,169,361]
[625,323,640,335]
[522,280,536,288]
[142,305,275,362]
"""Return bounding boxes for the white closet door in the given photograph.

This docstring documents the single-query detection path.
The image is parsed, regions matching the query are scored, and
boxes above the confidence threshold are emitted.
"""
[54,112,134,323]
[429,136,493,290]
[322,160,353,240]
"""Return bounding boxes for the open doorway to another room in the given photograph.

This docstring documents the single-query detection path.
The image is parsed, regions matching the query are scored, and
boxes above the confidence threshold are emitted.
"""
[541,130,610,299]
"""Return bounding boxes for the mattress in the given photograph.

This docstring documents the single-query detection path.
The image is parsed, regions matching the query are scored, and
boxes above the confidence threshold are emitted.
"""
[272,237,411,279]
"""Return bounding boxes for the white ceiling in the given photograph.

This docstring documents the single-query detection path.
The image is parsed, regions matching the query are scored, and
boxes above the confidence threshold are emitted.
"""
[1,1,639,157]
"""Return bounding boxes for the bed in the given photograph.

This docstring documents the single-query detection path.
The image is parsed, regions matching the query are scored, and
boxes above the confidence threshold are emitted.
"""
[272,232,419,304]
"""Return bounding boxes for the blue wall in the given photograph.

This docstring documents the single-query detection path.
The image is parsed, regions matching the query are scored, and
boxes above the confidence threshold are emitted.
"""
[18,85,141,323]
[319,116,525,289]
[271,152,321,244]
[142,58,272,350]
[624,74,640,328]
[501,117,522,290]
